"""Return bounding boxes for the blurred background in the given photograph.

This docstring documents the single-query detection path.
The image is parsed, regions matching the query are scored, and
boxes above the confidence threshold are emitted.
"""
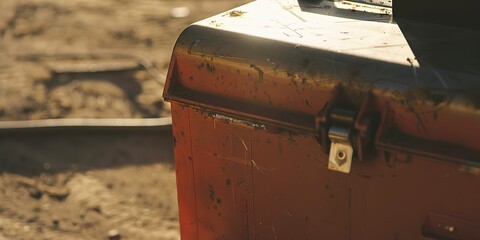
[0,0,250,239]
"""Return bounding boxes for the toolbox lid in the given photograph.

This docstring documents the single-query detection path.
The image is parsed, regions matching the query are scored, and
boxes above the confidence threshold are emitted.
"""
[164,0,480,163]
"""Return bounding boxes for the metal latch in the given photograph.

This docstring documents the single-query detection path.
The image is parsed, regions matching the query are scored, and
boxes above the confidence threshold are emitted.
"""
[316,91,378,174]
[328,126,353,173]
[325,108,356,174]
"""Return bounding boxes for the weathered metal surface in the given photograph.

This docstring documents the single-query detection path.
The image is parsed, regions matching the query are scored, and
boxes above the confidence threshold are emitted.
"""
[164,0,480,239]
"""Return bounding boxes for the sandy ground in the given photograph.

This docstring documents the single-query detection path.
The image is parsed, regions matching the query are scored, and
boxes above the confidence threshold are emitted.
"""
[0,0,251,239]
[0,0,250,120]
[0,129,178,240]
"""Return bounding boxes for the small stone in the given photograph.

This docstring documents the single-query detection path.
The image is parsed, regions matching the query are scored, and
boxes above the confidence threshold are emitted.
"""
[108,229,121,240]
[52,219,60,229]
[28,188,43,200]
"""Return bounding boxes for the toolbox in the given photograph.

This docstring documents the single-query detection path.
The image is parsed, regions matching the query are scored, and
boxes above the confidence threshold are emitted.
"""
[163,0,480,239]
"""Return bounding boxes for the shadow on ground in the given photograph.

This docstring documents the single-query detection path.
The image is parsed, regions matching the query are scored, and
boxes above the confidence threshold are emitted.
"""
[0,128,174,176]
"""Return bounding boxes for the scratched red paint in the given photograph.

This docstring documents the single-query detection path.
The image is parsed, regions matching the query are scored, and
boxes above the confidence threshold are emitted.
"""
[164,1,480,239]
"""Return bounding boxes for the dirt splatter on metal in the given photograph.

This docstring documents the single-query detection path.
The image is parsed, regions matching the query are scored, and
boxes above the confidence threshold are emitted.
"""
[206,63,216,73]
[227,10,246,17]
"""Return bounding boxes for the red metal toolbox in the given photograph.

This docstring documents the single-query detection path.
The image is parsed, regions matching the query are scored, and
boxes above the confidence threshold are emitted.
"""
[163,0,480,239]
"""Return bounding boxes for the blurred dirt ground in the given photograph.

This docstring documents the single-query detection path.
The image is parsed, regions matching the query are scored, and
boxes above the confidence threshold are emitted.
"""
[0,0,251,239]
[0,0,249,120]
